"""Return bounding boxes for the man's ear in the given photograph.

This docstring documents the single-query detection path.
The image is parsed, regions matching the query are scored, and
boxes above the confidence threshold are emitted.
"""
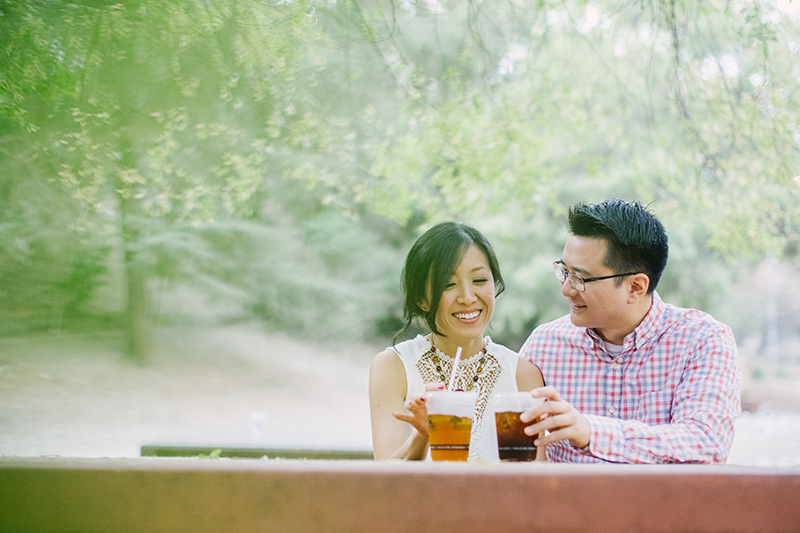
[628,273,650,303]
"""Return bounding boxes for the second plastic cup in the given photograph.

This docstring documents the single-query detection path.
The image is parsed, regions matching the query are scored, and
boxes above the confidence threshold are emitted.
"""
[426,390,477,461]
[492,392,544,461]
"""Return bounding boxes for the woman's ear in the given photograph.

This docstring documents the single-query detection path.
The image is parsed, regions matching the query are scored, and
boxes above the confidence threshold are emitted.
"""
[418,302,429,313]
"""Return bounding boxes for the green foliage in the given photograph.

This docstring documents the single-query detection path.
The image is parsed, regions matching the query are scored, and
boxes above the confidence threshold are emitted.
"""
[0,139,110,334]
[1,0,798,350]
[197,448,223,459]
[133,202,403,341]
[288,0,800,261]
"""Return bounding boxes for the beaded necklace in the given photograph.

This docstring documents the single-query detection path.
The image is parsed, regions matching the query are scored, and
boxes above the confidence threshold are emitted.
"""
[428,341,488,391]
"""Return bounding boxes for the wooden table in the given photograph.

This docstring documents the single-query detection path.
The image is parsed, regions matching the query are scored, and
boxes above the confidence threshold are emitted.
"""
[1,457,799,532]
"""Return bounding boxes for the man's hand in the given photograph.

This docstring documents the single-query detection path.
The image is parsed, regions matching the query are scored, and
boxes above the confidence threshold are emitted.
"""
[521,386,591,449]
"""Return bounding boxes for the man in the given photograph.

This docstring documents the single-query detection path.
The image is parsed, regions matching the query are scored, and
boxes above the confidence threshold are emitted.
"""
[520,199,741,463]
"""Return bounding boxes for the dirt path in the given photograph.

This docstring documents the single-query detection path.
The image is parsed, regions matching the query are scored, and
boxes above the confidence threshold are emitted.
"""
[0,324,380,458]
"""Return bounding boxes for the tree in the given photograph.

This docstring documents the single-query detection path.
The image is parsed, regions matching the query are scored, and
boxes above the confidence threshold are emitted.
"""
[1,0,331,360]
[3,0,798,358]
[292,0,800,258]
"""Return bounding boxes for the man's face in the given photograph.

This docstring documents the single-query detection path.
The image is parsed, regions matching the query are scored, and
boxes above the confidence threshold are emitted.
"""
[558,235,632,341]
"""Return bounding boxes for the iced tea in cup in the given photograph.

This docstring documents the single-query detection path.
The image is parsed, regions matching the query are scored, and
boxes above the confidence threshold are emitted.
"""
[426,390,477,461]
[493,392,545,461]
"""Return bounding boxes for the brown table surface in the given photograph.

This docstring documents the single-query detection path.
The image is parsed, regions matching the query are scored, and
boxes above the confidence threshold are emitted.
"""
[1,456,799,532]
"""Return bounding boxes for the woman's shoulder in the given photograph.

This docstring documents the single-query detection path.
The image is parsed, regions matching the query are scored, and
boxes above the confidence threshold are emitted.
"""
[372,347,400,364]
[369,348,408,402]
[388,334,430,359]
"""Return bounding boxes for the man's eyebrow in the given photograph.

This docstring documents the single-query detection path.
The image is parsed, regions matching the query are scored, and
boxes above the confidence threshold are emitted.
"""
[560,261,590,276]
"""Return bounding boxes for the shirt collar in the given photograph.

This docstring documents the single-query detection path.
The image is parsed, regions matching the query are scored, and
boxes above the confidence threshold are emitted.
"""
[629,291,664,350]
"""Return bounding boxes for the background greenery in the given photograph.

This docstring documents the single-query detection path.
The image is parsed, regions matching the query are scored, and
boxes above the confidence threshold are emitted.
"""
[1,0,798,366]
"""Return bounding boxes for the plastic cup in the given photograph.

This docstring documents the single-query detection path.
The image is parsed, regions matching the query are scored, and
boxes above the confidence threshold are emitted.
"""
[425,390,477,461]
[492,392,544,461]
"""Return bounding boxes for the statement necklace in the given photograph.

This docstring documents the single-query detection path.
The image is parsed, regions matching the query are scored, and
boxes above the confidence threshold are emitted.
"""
[428,341,488,391]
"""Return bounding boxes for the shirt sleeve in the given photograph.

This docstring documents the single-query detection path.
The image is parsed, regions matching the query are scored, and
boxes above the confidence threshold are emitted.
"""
[583,324,742,464]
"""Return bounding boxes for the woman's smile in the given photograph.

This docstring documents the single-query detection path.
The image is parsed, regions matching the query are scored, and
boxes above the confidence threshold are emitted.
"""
[454,309,481,321]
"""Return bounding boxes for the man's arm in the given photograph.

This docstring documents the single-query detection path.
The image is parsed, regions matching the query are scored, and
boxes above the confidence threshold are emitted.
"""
[586,325,741,463]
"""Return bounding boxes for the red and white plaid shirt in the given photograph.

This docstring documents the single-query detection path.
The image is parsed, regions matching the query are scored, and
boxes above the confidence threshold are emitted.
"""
[520,292,741,464]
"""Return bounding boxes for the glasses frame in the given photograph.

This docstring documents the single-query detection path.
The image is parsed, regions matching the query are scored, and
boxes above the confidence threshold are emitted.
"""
[553,260,639,292]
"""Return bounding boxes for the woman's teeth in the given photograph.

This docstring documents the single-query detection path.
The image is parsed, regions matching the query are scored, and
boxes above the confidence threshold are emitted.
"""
[454,311,479,320]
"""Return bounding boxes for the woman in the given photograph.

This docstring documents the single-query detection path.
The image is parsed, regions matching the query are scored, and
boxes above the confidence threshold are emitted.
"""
[369,222,545,461]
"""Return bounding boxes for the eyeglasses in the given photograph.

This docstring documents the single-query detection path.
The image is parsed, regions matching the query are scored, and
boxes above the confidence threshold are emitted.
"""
[553,261,638,292]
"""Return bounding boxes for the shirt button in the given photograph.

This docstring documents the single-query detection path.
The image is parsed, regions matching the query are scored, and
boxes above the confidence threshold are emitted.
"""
[611,363,619,370]
[608,406,616,414]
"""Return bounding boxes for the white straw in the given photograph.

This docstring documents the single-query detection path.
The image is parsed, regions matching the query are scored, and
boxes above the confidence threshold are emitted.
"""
[447,346,463,391]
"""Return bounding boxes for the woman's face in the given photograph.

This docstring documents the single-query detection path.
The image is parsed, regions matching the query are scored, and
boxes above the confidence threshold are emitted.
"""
[428,244,495,346]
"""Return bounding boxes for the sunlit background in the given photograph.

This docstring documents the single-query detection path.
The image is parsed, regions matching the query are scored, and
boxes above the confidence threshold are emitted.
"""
[1,0,799,466]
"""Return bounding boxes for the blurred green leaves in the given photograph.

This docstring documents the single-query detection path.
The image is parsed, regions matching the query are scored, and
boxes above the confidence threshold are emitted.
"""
[1,0,798,356]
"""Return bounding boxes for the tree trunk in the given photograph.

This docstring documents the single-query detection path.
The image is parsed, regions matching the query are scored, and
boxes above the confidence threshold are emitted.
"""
[123,247,148,364]
[116,185,148,364]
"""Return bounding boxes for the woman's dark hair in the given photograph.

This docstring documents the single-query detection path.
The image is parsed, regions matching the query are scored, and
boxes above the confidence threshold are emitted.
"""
[568,199,669,293]
[394,222,504,343]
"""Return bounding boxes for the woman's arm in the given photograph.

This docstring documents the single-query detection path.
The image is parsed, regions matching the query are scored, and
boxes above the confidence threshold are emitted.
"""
[515,357,548,461]
[516,357,545,391]
[368,349,430,460]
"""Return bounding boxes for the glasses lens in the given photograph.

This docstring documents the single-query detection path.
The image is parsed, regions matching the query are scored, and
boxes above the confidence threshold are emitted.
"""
[554,262,586,291]
[553,262,566,283]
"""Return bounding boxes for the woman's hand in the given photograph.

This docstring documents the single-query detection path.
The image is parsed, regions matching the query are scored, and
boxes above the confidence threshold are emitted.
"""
[393,382,446,438]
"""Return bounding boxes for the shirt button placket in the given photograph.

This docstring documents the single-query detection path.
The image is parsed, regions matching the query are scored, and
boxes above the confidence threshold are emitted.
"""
[607,360,621,417]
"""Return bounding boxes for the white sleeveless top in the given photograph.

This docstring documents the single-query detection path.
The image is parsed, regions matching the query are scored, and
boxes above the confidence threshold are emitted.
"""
[390,334,520,461]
